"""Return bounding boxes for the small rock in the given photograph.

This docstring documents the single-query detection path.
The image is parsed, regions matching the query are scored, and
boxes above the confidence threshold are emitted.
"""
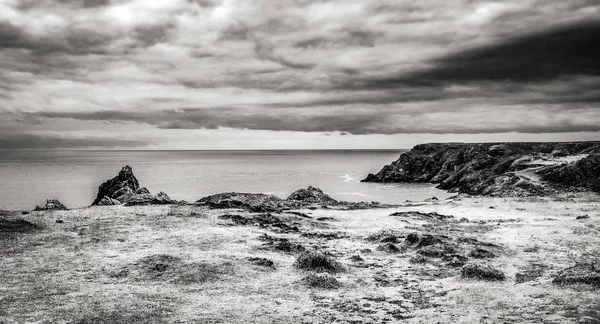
[576,215,590,220]
[349,255,364,262]
[21,211,29,215]
[55,219,64,224]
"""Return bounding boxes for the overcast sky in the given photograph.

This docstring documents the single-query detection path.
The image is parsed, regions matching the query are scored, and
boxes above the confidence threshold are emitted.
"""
[1,0,599,149]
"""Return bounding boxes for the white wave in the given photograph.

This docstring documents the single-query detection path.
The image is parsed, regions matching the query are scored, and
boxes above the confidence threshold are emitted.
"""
[340,174,357,182]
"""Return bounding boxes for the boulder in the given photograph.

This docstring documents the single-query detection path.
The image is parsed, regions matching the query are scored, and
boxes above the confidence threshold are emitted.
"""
[195,192,287,212]
[96,196,122,206]
[125,191,176,206]
[34,199,67,211]
[92,165,139,205]
[286,186,338,205]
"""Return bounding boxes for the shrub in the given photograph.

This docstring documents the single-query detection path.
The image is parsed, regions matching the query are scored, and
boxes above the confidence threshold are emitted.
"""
[302,274,340,289]
[294,252,344,273]
[462,262,505,281]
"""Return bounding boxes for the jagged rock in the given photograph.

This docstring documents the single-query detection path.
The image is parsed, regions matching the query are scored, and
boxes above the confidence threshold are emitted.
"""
[362,142,600,196]
[462,262,505,281]
[34,199,67,211]
[93,166,176,206]
[92,165,139,205]
[96,196,122,206]
[286,186,338,205]
[135,187,151,195]
[125,191,176,206]
[195,192,287,212]
[553,262,600,287]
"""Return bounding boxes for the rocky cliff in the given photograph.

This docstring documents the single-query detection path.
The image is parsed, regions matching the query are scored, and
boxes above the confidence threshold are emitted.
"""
[362,142,600,196]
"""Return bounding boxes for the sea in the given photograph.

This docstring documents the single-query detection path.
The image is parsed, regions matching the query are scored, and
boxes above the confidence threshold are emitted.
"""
[0,150,451,210]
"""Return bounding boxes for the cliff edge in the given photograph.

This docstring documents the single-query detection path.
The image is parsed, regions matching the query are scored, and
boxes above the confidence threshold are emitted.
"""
[362,142,600,196]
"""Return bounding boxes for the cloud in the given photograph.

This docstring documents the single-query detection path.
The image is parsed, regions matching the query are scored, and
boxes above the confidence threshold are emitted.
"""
[345,19,600,90]
[1,0,600,149]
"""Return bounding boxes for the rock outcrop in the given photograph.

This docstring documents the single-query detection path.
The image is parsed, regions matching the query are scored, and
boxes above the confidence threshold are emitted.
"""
[125,191,176,206]
[92,166,176,206]
[362,142,600,196]
[195,186,385,212]
[287,186,338,205]
[92,165,139,205]
[34,199,67,211]
[96,196,122,206]
[196,192,287,212]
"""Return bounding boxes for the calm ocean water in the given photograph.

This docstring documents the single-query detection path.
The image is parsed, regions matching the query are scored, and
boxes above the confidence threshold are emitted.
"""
[0,150,450,210]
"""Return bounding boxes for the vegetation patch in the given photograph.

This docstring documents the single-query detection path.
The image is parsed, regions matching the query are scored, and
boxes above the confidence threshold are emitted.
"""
[417,244,457,258]
[113,254,234,284]
[302,273,341,289]
[259,233,305,254]
[366,229,403,242]
[294,252,344,273]
[553,262,600,287]
[461,262,505,281]
[248,257,275,269]
[0,218,40,234]
[469,248,497,258]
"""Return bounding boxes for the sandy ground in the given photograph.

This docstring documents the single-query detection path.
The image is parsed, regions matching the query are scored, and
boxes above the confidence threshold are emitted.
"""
[1,194,599,323]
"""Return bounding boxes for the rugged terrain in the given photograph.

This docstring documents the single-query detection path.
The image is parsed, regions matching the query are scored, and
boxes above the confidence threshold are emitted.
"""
[362,142,600,196]
[1,193,599,323]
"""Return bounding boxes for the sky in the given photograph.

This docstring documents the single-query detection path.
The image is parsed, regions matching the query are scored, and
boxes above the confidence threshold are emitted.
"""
[0,0,599,150]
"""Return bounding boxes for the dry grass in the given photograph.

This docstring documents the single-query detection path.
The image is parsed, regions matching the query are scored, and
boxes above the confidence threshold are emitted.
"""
[1,194,600,323]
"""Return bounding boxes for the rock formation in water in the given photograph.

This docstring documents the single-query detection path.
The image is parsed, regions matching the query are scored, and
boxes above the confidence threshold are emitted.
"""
[92,165,139,205]
[287,186,338,205]
[92,166,176,206]
[362,142,600,196]
[35,199,68,211]
[125,191,176,206]
[195,192,287,212]
[196,186,389,212]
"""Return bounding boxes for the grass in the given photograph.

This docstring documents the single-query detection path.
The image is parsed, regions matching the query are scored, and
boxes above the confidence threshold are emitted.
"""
[1,194,600,323]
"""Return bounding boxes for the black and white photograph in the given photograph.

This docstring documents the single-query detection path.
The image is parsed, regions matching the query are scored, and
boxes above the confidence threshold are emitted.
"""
[1,0,599,322]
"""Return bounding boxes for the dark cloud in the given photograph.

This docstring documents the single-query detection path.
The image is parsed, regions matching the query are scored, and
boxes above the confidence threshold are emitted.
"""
[0,21,112,55]
[27,105,600,135]
[345,20,600,90]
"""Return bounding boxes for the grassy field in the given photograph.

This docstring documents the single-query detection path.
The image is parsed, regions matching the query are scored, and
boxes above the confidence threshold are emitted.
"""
[1,195,599,323]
